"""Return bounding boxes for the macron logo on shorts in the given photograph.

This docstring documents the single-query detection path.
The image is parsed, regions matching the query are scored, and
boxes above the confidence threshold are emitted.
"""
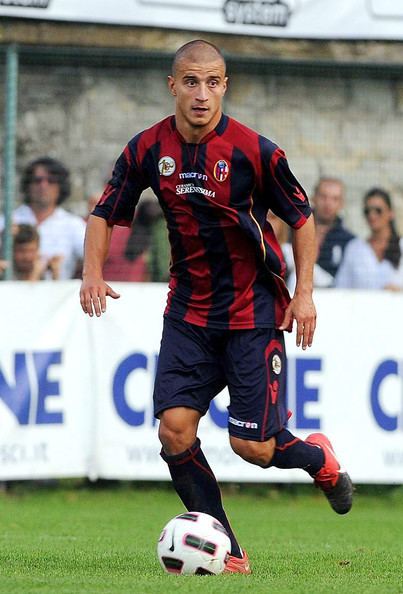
[229,417,258,430]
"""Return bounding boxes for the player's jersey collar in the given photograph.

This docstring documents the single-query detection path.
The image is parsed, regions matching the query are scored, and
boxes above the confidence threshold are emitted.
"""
[171,113,229,144]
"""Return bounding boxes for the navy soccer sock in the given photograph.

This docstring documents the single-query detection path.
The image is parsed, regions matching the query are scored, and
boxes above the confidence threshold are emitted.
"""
[269,429,324,475]
[160,438,242,558]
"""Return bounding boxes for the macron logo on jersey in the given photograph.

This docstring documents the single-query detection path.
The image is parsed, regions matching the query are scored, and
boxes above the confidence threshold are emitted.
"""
[179,172,208,181]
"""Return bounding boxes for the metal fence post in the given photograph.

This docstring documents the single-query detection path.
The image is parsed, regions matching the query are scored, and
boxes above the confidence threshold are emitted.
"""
[2,43,19,280]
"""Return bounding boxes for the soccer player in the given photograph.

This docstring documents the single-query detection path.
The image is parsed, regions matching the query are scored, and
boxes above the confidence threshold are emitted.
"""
[80,40,353,574]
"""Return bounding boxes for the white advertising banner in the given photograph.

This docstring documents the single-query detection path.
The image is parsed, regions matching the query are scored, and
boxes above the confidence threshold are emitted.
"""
[0,281,93,479]
[90,283,167,481]
[0,281,402,483]
[1,0,403,41]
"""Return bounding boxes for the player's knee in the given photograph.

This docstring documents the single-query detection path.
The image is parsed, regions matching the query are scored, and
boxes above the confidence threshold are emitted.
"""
[158,422,193,455]
[230,436,276,467]
[158,409,199,455]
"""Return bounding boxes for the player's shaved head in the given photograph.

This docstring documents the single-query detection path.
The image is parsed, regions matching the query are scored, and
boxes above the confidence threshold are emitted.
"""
[172,40,226,76]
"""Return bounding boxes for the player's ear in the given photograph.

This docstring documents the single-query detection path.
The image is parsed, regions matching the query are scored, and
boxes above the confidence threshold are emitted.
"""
[168,76,177,96]
[222,76,228,96]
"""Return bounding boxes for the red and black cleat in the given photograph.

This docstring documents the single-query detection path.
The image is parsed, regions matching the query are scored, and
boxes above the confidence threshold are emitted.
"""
[306,432,353,515]
[224,550,252,574]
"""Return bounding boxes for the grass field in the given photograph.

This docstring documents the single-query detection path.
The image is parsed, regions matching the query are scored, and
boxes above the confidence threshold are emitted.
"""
[0,482,402,594]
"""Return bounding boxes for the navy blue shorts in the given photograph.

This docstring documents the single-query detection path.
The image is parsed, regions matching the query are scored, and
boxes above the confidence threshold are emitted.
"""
[153,317,288,442]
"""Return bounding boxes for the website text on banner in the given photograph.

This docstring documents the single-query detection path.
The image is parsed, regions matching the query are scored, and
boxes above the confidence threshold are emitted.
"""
[0,0,403,41]
[0,282,402,483]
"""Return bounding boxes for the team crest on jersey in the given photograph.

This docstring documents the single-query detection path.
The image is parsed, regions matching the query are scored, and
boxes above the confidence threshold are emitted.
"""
[213,159,229,182]
[272,354,282,375]
[158,156,176,176]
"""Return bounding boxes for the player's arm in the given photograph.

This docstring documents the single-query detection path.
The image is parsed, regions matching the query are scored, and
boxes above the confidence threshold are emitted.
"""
[260,140,316,348]
[280,214,317,349]
[80,214,120,317]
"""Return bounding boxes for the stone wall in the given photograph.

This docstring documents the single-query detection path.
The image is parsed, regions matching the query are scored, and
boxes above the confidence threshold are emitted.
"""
[1,20,403,234]
[225,71,403,234]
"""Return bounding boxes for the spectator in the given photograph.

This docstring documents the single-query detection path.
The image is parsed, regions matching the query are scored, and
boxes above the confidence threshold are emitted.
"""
[149,213,170,283]
[1,157,86,279]
[267,207,342,292]
[86,177,169,282]
[335,188,403,290]
[312,177,355,285]
[92,194,168,282]
[0,225,61,281]
[2,224,61,281]
[85,190,138,281]
[124,198,170,283]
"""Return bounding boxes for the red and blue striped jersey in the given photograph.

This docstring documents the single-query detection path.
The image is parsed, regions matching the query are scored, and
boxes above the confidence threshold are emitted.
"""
[93,114,311,329]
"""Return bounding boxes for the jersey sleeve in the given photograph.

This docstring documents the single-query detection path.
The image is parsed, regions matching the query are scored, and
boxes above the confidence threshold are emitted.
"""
[260,137,312,228]
[92,134,149,227]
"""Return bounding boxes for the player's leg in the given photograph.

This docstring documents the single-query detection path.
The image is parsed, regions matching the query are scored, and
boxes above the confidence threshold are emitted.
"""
[158,406,243,558]
[226,328,353,514]
[158,406,201,455]
[154,318,244,561]
[227,328,324,473]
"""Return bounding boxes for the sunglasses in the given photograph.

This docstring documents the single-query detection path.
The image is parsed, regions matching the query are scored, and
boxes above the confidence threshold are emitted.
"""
[363,206,385,217]
[30,175,59,185]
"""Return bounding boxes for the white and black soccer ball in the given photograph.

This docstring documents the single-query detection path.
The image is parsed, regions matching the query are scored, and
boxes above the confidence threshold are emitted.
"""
[157,511,231,575]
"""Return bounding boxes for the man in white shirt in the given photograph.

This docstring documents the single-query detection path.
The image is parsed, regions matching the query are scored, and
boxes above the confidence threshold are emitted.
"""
[1,157,85,279]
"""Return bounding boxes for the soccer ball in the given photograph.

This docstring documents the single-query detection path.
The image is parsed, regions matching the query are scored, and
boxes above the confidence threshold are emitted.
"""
[157,511,231,575]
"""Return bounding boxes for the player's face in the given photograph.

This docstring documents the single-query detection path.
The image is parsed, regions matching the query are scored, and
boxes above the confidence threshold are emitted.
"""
[364,196,393,233]
[313,181,344,225]
[168,58,227,142]
[28,165,60,210]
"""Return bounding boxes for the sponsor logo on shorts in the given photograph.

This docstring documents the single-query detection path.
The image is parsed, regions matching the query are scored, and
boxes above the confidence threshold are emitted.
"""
[272,354,282,374]
[213,159,229,182]
[158,156,176,176]
[229,416,258,429]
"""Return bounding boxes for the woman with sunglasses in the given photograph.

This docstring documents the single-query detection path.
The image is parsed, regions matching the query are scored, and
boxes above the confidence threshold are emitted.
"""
[335,187,403,290]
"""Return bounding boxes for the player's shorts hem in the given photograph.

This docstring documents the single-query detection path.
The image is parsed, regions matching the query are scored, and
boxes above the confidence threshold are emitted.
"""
[228,424,286,442]
[154,403,207,419]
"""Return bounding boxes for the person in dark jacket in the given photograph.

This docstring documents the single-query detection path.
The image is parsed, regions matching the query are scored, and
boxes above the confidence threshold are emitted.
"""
[313,177,355,284]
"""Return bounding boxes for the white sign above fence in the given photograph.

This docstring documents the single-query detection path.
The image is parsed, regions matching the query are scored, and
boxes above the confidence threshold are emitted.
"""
[1,0,403,41]
[0,281,402,484]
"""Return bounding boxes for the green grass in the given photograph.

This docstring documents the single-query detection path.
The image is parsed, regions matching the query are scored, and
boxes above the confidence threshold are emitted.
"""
[0,483,402,594]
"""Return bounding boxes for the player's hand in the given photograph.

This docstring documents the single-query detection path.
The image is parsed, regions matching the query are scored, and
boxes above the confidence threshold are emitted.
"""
[80,275,120,317]
[279,292,316,350]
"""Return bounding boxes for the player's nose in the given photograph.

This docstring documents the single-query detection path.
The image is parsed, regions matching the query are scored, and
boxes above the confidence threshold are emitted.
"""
[196,83,209,101]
